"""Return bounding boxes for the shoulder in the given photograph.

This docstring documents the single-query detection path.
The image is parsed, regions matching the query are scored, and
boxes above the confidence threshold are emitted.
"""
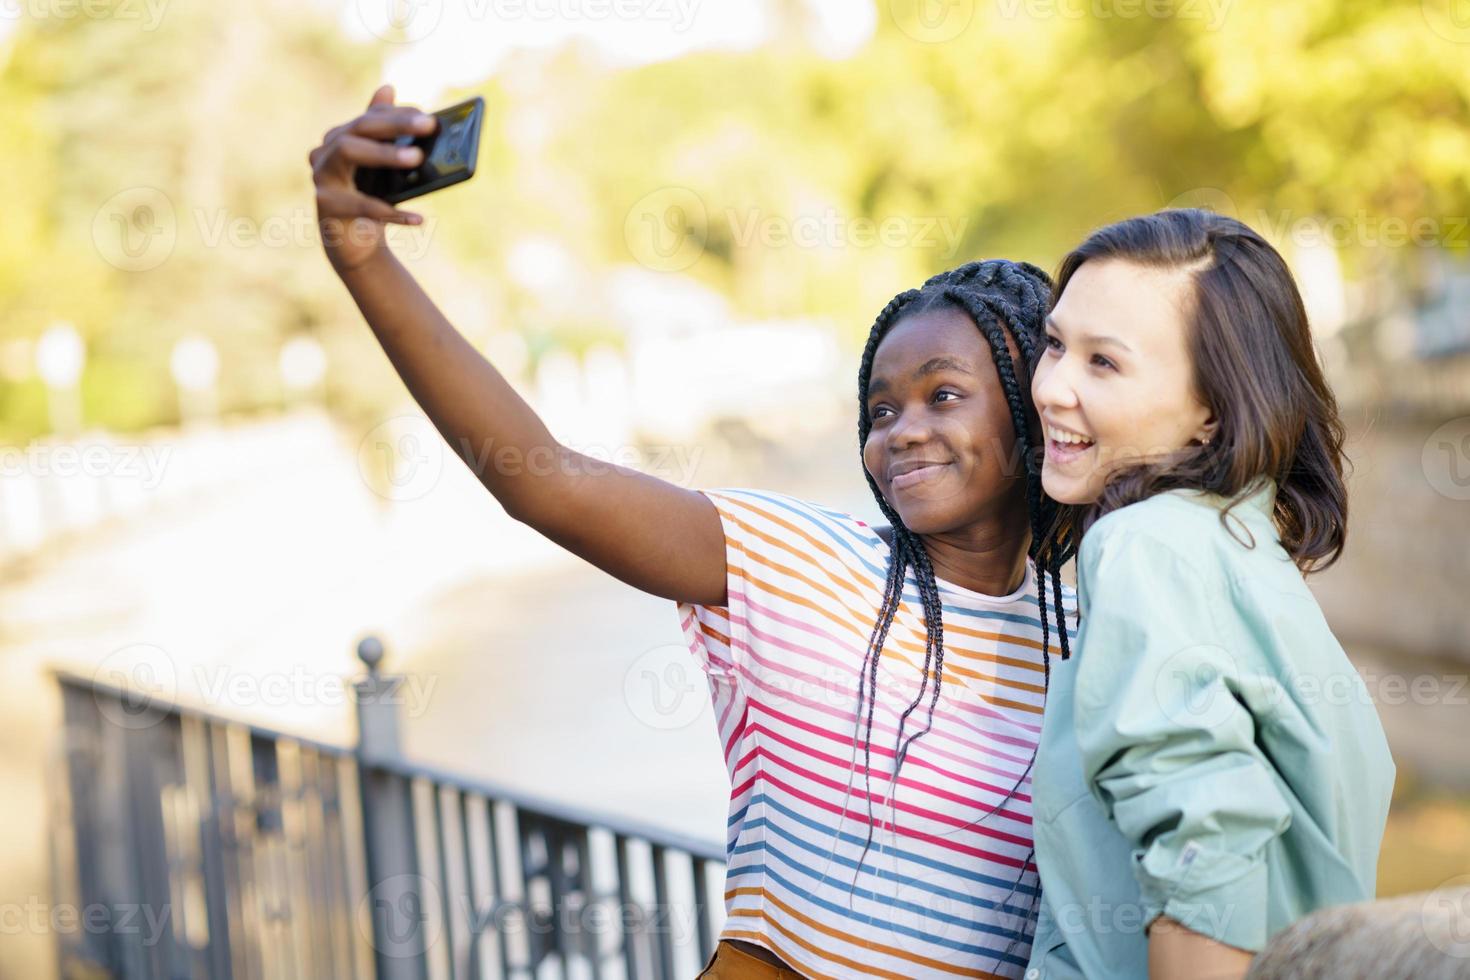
[1082,490,1232,567]
[1077,491,1235,609]
[697,488,884,558]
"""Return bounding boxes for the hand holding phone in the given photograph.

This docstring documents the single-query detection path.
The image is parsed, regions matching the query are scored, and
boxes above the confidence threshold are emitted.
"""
[354,96,484,204]
[309,86,483,274]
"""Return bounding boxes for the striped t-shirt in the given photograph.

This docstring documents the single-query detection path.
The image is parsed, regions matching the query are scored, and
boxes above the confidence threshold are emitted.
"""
[675,489,1078,979]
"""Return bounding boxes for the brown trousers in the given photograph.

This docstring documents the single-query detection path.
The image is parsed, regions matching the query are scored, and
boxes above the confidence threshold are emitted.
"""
[696,939,808,979]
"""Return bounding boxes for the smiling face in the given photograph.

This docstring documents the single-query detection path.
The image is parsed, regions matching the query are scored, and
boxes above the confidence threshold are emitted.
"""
[862,305,1032,536]
[1031,258,1218,505]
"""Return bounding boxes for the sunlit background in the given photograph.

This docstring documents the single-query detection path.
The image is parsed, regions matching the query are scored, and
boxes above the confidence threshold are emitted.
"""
[3,0,1470,975]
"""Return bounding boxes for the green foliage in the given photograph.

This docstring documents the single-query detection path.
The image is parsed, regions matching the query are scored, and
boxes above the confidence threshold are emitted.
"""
[3,1,1467,441]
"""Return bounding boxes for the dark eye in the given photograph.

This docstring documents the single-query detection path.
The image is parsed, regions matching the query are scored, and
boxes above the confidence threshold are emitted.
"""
[934,389,959,403]
[1091,354,1116,371]
[870,404,892,420]
[1044,333,1063,351]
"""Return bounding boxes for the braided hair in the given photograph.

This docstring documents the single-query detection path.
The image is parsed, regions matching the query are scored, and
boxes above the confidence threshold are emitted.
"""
[840,259,1080,939]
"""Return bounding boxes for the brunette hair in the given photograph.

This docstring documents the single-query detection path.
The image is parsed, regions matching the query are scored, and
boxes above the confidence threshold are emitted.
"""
[1050,208,1349,573]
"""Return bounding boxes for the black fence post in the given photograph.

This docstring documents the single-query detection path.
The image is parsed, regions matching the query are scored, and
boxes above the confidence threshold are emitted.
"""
[354,636,431,980]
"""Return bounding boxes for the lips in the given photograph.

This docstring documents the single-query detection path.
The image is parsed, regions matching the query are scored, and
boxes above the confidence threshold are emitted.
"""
[888,458,952,491]
[1042,420,1095,467]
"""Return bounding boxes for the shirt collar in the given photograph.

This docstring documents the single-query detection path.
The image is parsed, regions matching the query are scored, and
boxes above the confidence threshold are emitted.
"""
[1174,476,1277,521]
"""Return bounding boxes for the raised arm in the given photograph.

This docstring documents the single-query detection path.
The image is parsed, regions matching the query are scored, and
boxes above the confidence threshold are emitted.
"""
[309,85,726,606]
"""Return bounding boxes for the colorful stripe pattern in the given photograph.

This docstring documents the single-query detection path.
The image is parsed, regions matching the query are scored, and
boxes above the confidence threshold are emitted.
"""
[676,489,1078,979]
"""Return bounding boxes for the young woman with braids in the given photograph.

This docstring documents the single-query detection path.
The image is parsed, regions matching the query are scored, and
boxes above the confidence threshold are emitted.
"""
[311,87,1076,979]
[1022,209,1394,980]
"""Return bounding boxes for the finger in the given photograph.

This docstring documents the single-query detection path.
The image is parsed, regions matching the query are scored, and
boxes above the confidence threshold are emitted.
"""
[362,197,424,225]
[347,107,437,140]
[368,84,395,110]
[317,184,422,226]
[322,106,433,148]
[321,132,424,173]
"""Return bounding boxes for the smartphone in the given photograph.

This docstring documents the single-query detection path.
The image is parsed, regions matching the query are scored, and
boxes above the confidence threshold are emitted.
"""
[355,95,484,204]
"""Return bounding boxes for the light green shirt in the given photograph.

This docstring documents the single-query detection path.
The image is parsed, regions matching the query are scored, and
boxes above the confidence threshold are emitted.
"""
[1025,479,1395,979]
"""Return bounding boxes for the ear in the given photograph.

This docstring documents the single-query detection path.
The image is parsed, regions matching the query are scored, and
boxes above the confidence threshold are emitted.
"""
[1191,412,1219,447]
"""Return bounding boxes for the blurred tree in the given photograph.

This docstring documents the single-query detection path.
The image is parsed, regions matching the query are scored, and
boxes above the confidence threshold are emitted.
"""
[3,0,1467,441]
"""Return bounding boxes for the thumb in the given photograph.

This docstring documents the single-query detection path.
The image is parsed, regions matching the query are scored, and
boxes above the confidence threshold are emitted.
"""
[368,84,395,109]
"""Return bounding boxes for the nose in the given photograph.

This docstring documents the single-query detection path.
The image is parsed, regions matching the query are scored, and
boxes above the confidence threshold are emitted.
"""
[887,402,936,450]
[1031,350,1078,414]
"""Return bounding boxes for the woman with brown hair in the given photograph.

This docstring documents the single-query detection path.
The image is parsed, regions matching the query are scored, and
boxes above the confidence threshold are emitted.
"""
[1023,209,1395,979]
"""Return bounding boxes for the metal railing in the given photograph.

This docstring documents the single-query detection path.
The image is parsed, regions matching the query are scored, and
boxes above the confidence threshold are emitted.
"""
[48,638,726,980]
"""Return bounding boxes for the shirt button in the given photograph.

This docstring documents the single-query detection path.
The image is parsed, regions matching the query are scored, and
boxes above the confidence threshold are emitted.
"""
[1025,970,1040,980]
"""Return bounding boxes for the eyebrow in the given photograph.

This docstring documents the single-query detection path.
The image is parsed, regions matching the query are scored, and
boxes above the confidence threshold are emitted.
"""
[868,356,974,397]
[1044,314,1134,353]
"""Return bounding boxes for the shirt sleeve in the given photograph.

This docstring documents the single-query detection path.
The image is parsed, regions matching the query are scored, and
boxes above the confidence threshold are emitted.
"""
[674,489,752,683]
[1072,523,1292,953]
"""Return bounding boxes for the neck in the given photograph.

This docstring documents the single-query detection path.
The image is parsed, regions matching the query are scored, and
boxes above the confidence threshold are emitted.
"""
[917,517,1032,598]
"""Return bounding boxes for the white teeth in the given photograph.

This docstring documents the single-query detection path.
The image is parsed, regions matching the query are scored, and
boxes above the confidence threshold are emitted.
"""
[1047,425,1094,446]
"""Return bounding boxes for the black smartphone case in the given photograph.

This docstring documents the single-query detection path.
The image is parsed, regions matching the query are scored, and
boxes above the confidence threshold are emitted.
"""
[355,95,484,205]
